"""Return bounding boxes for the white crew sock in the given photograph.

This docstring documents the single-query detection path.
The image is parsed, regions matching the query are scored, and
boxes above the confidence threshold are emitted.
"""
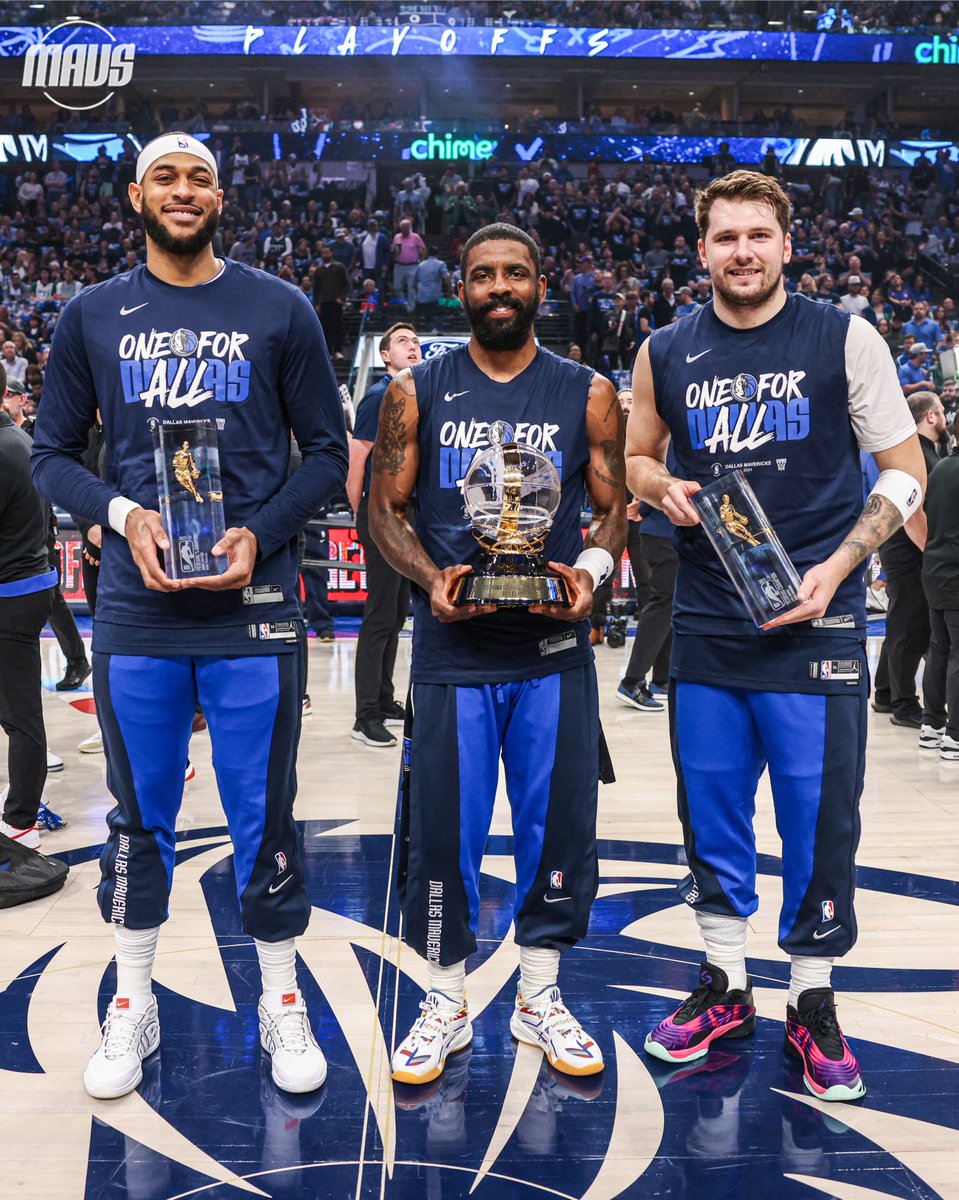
[788,955,833,1009]
[519,945,560,997]
[427,959,467,1006]
[255,937,298,1001]
[695,911,749,992]
[114,925,159,1008]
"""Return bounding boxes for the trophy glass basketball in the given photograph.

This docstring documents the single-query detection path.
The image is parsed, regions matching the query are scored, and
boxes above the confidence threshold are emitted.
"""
[691,469,802,627]
[452,422,571,608]
[152,419,228,581]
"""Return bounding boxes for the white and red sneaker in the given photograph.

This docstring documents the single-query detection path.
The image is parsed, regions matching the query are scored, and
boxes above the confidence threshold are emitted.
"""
[83,995,160,1099]
[258,989,327,1093]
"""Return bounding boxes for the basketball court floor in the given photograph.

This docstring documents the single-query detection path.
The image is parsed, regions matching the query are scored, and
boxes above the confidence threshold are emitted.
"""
[3,627,958,1200]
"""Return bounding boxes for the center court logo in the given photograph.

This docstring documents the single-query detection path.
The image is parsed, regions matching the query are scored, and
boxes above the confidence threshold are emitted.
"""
[3,826,951,1200]
[20,19,135,112]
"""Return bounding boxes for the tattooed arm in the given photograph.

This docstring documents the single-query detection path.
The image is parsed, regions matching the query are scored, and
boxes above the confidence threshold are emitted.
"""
[367,369,494,624]
[530,372,627,622]
[765,433,927,629]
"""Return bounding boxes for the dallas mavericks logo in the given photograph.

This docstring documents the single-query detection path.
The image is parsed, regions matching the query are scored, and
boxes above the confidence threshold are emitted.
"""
[731,372,759,401]
[3,825,951,1200]
[170,327,200,357]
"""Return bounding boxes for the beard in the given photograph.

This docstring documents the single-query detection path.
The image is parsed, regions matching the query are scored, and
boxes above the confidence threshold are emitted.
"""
[141,196,219,257]
[461,291,538,352]
[712,263,783,311]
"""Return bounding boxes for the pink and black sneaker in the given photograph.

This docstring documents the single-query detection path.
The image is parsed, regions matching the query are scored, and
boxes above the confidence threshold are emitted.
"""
[785,987,866,1102]
[644,963,755,1065]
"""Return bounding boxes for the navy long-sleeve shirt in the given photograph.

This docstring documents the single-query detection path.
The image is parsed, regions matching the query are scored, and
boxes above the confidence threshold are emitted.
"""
[31,260,348,655]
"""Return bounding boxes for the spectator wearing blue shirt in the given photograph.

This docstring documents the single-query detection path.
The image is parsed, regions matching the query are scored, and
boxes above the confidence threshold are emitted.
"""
[413,246,449,329]
[902,301,940,345]
[898,343,932,396]
[674,285,698,318]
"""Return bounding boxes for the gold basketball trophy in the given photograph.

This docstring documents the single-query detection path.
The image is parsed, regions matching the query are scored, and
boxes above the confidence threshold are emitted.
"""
[452,422,571,608]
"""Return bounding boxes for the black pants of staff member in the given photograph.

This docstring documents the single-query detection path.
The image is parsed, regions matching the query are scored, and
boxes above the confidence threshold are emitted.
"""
[922,608,959,739]
[625,532,677,686]
[49,576,86,667]
[0,586,54,830]
[318,301,344,356]
[355,496,410,722]
[877,567,930,718]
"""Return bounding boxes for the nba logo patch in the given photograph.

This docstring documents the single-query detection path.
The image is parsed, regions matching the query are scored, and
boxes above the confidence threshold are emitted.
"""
[822,899,835,922]
[176,136,189,149]
[550,870,563,890]
[275,851,287,874]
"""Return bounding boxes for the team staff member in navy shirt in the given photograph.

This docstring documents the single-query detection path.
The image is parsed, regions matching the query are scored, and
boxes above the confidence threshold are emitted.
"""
[370,224,625,1085]
[31,133,348,1101]
[346,321,422,747]
[627,172,925,1102]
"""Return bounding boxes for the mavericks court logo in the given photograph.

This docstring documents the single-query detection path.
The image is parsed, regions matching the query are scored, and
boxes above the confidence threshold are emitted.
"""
[3,825,955,1199]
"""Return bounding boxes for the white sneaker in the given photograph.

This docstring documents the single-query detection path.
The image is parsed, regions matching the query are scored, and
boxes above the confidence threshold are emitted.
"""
[920,724,945,750]
[83,996,160,1099]
[46,750,64,772]
[79,730,104,754]
[258,989,327,1093]
[391,990,472,1084]
[941,734,959,762]
[0,817,40,850]
[511,984,604,1077]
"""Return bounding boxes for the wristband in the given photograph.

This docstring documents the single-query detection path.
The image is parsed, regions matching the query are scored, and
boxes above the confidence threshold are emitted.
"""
[868,469,923,524]
[108,496,141,537]
[574,547,615,590]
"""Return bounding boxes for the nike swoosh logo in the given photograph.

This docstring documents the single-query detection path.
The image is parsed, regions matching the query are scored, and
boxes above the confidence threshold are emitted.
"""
[812,924,842,940]
[120,303,149,316]
[543,894,572,904]
[268,876,294,894]
[444,390,469,402]
[685,349,712,363]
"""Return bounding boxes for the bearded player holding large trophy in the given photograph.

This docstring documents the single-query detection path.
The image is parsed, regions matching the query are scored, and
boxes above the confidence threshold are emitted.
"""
[369,223,625,1085]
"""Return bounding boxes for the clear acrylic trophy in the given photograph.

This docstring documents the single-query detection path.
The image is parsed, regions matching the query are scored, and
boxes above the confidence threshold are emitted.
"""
[691,469,802,627]
[152,419,228,581]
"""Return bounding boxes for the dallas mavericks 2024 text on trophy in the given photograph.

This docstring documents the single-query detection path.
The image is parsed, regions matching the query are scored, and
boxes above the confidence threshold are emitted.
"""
[453,422,571,608]
[691,469,802,627]
[152,419,228,581]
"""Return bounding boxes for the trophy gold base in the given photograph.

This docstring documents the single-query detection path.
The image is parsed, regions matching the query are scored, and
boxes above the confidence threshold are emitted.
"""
[453,553,571,608]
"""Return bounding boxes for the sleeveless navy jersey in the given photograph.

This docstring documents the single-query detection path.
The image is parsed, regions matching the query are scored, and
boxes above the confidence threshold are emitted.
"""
[31,261,349,656]
[649,295,870,641]
[409,345,593,685]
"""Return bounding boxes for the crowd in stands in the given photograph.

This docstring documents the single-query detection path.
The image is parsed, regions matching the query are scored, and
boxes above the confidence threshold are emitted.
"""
[2,139,959,418]
[1,1,955,33]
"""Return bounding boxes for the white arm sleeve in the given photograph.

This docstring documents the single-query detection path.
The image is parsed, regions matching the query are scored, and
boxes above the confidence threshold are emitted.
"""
[844,316,917,453]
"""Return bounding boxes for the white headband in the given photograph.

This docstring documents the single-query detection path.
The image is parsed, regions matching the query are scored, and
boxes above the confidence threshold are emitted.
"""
[136,134,218,186]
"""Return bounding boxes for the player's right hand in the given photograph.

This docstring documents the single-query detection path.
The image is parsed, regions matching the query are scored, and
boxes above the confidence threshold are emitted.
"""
[430,564,496,623]
[662,479,702,527]
[124,507,180,592]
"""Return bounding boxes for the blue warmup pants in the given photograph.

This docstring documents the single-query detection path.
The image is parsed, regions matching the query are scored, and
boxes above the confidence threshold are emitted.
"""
[671,682,867,957]
[93,648,309,941]
[397,664,600,966]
